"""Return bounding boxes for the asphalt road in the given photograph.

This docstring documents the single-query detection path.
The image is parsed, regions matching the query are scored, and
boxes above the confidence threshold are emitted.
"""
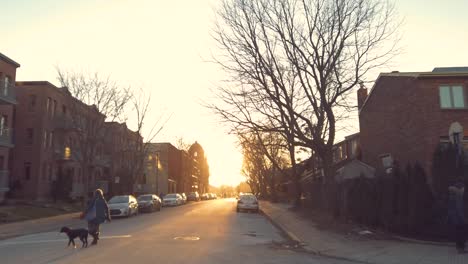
[0,198,353,264]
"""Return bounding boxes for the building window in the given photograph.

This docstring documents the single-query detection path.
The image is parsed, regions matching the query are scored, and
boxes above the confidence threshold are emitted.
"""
[0,115,7,132]
[65,147,71,160]
[24,162,32,180]
[440,85,466,109]
[42,163,47,180]
[380,154,393,168]
[62,105,67,115]
[52,100,57,117]
[48,165,53,181]
[46,97,51,114]
[26,128,34,145]
[49,131,53,148]
[43,131,48,149]
[3,76,9,96]
[28,95,37,111]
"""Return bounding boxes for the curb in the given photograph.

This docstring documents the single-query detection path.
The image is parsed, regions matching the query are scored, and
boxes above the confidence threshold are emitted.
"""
[393,235,452,248]
[260,207,372,264]
[259,207,302,244]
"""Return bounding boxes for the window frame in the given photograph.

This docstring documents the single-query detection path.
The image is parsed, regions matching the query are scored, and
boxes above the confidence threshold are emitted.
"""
[28,95,37,112]
[24,162,32,180]
[439,85,467,109]
[26,128,34,146]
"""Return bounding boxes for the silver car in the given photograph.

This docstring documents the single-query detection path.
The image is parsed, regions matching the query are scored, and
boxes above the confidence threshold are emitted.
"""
[137,194,162,213]
[236,193,259,213]
[162,193,183,207]
[108,195,139,217]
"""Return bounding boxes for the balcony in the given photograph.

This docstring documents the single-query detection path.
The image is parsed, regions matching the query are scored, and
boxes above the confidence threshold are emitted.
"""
[0,81,17,105]
[0,170,9,191]
[93,155,111,168]
[53,116,81,131]
[0,128,14,148]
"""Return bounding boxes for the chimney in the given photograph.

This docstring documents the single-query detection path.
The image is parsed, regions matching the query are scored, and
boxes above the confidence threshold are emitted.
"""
[357,82,368,110]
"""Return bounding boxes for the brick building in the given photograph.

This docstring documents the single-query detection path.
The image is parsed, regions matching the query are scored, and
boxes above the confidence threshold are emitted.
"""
[104,122,142,196]
[178,150,192,193]
[359,68,468,181]
[188,141,209,194]
[144,143,180,196]
[12,81,107,200]
[0,53,19,202]
[143,142,208,196]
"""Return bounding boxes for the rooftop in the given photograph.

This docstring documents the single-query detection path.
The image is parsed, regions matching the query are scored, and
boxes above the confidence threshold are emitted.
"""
[0,53,20,68]
[360,67,468,113]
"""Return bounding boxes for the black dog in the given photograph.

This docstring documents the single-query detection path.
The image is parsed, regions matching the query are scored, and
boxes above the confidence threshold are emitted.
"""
[60,226,88,248]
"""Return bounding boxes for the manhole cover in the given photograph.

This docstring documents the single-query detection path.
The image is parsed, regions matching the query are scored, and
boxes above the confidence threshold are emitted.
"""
[174,236,200,241]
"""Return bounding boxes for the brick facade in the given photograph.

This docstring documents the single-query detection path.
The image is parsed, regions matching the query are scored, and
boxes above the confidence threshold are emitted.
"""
[359,71,468,182]
[0,53,20,202]
[13,81,107,200]
[104,122,143,196]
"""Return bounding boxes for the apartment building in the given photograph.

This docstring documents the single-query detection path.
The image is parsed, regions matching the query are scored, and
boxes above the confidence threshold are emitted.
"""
[12,81,107,200]
[0,53,19,202]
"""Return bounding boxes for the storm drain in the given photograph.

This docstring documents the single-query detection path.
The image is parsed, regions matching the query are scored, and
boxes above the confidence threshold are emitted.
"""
[173,236,200,241]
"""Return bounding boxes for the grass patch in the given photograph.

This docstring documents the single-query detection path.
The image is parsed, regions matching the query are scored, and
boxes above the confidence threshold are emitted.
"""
[0,204,80,224]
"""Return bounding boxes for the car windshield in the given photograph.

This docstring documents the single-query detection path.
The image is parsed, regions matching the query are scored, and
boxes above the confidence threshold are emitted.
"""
[109,196,129,204]
[164,194,177,199]
[138,196,152,201]
[240,195,256,201]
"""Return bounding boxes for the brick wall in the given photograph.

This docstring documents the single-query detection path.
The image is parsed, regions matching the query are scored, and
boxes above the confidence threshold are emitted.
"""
[359,74,468,182]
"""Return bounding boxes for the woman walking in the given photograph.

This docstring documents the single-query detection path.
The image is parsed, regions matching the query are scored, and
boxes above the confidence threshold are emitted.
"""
[84,189,111,245]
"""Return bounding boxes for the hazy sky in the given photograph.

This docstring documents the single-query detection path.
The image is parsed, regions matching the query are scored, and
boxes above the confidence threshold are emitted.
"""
[2,0,468,187]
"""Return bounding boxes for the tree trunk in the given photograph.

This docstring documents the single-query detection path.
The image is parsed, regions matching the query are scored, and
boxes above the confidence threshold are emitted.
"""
[288,143,301,207]
[270,167,277,203]
[322,150,336,212]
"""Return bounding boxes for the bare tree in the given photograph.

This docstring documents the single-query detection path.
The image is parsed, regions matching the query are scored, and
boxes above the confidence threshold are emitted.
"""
[175,137,192,152]
[56,69,131,204]
[212,0,399,205]
[239,130,289,201]
[126,88,172,191]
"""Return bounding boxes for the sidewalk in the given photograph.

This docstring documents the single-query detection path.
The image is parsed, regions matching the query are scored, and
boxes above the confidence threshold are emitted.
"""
[0,212,83,240]
[260,201,468,264]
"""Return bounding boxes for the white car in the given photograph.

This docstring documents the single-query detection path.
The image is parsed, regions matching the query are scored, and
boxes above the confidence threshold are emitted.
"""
[162,193,183,207]
[236,193,259,213]
[180,193,187,204]
[108,195,139,217]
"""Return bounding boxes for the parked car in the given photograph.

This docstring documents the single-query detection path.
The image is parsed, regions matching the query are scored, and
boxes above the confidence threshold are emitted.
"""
[162,193,184,207]
[201,193,209,200]
[187,192,200,201]
[108,195,139,217]
[236,193,259,213]
[180,193,187,204]
[137,194,162,213]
